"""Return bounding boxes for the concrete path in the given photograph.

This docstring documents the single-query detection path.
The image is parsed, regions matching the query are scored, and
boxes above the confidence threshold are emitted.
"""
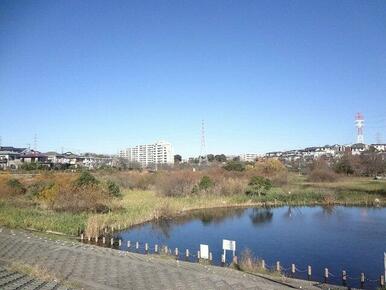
[0,228,345,290]
[0,264,69,290]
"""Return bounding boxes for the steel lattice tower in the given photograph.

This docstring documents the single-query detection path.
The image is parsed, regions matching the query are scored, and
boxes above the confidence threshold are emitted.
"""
[199,120,208,165]
[355,112,364,144]
[33,133,38,151]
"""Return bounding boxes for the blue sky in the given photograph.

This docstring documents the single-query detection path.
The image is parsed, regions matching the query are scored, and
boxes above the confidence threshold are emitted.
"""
[1,0,385,157]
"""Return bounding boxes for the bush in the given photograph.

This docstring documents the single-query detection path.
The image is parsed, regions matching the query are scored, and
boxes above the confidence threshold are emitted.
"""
[308,158,338,182]
[38,183,59,208]
[217,178,247,196]
[20,162,47,171]
[107,171,155,190]
[6,179,26,195]
[106,180,121,197]
[52,184,110,213]
[74,171,99,187]
[270,171,288,186]
[198,176,214,191]
[334,155,354,175]
[30,172,112,213]
[223,161,246,172]
[156,171,199,197]
[245,176,272,196]
[254,159,287,177]
[308,169,338,182]
[27,182,44,196]
[240,249,265,273]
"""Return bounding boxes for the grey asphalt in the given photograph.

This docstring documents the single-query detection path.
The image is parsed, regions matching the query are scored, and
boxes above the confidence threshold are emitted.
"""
[0,228,346,290]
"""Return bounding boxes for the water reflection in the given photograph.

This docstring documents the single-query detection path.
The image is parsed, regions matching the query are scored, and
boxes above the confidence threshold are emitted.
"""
[283,207,304,218]
[322,205,336,215]
[249,208,273,226]
[115,206,386,289]
[150,207,246,237]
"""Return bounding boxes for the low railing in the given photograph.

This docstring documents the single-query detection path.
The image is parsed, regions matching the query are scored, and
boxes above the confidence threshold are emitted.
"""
[80,232,386,290]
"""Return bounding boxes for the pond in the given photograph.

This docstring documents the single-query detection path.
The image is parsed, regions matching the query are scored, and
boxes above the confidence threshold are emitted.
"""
[114,206,386,289]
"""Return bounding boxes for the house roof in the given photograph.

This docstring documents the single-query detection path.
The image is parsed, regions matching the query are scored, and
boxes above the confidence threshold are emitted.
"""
[351,143,367,149]
[20,150,47,158]
[0,146,27,153]
[0,151,20,155]
[45,151,65,157]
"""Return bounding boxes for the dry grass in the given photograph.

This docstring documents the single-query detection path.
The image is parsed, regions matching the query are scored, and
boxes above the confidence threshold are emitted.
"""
[1,171,385,238]
[239,249,268,274]
[155,170,200,196]
[83,189,255,237]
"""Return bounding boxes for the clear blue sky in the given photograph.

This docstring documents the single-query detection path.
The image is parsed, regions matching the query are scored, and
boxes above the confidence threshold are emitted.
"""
[1,0,385,157]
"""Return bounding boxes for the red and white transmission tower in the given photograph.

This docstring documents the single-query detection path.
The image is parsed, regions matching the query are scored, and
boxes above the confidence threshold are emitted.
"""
[355,112,364,144]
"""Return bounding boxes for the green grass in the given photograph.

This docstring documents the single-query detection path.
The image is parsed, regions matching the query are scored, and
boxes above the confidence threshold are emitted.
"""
[0,201,87,235]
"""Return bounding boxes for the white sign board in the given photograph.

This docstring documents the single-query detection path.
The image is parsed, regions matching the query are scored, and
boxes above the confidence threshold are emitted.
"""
[200,244,209,259]
[222,239,236,252]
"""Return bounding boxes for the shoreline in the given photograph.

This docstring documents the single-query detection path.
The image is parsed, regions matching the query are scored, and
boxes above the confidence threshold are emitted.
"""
[99,198,386,236]
[7,199,386,238]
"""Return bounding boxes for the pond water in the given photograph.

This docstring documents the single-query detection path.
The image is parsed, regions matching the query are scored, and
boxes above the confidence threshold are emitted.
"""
[114,206,386,289]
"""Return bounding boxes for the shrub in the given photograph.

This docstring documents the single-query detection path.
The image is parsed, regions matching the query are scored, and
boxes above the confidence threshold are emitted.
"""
[20,162,47,171]
[106,180,121,197]
[27,182,45,197]
[308,158,338,182]
[198,176,214,191]
[254,159,287,177]
[223,161,246,172]
[156,171,199,197]
[30,172,112,213]
[74,171,99,187]
[108,171,155,190]
[334,155,354,175]
[217,178,247,196]
[240,249,265,273]
[38,183,59,208]
[308,169,338,182]
[245,176,272,196]
[53,184,110,213]
[6,179,26,195]
[270,171,288,186]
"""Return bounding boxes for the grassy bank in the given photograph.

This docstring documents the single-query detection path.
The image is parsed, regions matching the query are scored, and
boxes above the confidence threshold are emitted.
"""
[0,201,87,235]
[0,171,385,238]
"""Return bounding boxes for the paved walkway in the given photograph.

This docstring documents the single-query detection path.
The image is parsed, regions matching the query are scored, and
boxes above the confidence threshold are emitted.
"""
[0,264,69,290]
[0,228,343,290]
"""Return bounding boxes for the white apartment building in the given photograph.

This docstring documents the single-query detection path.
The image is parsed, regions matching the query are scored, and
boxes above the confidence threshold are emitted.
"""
[239,153,260,162]
[119,141,174,167]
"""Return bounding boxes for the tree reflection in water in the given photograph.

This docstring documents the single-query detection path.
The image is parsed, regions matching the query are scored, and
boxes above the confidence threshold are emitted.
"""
[283,207,303,219]
[150,207,246,238]
[249,208,273,226]
[322,205,335,215]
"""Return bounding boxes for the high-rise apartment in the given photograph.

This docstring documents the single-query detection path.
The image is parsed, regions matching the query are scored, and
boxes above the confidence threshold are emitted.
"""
[119,141,173,167]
